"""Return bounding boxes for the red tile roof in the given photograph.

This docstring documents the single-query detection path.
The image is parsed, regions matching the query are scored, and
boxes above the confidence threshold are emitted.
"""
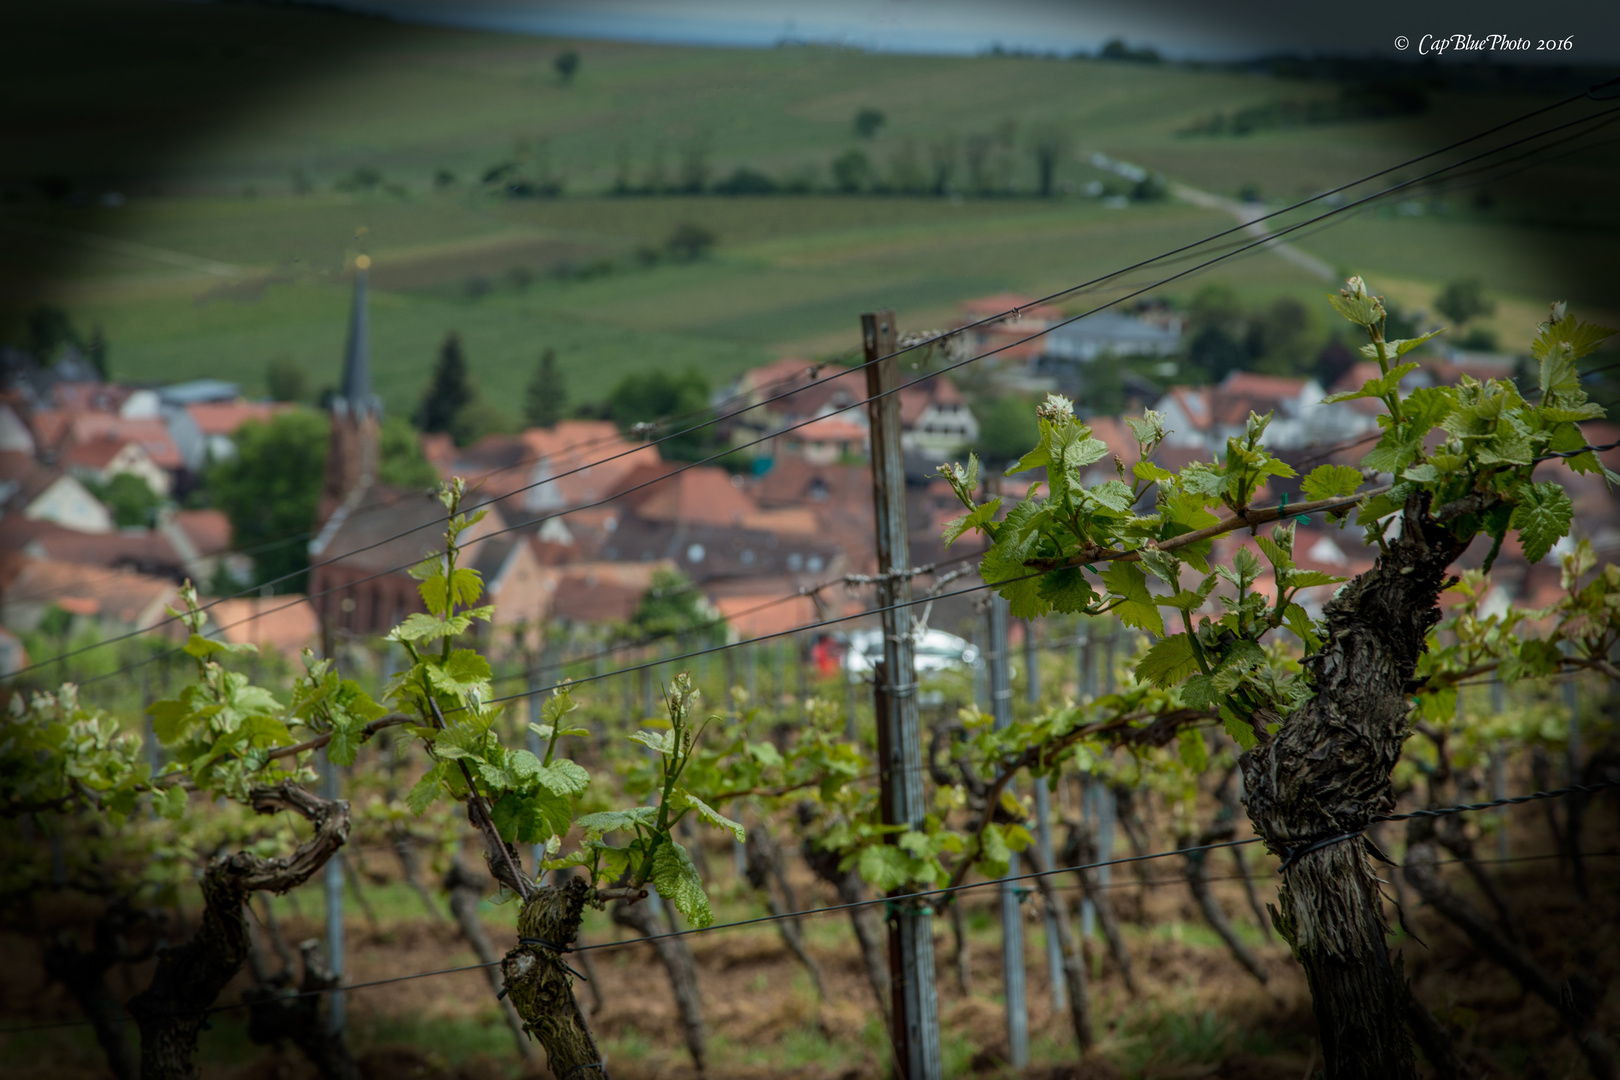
[714,594,819,639]
[173,509,232,555]
[623,464,758,527]
[60,435,139,471]
[204,595,318,655]
[66,414,183,470]
[3,558,179,628]
[959,293,1062,322]
[186,401,293,437]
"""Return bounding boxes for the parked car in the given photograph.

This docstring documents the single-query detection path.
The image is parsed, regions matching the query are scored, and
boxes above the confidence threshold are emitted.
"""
[843,628,981,678]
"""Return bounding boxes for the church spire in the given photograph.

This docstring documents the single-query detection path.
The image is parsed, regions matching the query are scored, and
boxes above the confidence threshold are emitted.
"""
[317,255,382,526]
[337,255,379,418]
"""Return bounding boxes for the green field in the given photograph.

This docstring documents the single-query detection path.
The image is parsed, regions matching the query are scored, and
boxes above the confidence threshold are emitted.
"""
[5,1,1617,412]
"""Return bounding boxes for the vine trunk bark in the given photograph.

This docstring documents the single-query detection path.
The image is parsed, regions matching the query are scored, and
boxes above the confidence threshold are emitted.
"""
[128,783,350,1080]
[502,879,606,1080]
[1241,493,1471,1080]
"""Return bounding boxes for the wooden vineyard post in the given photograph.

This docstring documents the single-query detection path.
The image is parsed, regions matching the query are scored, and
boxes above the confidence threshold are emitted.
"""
[1026,620,1066,1010]
[863,309,942,1080]
[987,592,1029,1067]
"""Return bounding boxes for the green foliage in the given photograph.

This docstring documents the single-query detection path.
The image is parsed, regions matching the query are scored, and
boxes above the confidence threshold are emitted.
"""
[203,409,328,591]
[937,283,1612,745]
[831,148,872,193]
[82,472,163,529]
[853,108,886,139]
[974,394,1042,471]
[1434,278,1495,325]
[414,332,476,439]
[629,567,726,643]
[665,222,716,262]
[524,348,567,429]
[378,415,441,489]
[607,366,714,461]
[266,355,309,403]
[554,48,580,84]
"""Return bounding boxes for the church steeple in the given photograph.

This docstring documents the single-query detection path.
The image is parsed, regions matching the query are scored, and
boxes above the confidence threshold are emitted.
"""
[317,256,382,526]
[336,256,380,419]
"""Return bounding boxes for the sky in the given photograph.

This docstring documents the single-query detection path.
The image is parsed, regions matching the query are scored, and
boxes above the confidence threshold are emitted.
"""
[324,0,1620,63]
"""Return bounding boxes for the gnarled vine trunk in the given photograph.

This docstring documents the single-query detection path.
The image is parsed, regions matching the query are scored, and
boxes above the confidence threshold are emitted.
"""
[502,878,606,1080]
[1241,493,1470,1080]
[128,783,350,1080]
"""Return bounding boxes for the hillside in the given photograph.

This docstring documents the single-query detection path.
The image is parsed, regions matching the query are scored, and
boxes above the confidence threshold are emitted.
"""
[3,0,1616,413]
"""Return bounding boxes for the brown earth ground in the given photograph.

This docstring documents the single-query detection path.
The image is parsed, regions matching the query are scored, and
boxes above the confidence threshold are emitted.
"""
[2,797,1616,1079]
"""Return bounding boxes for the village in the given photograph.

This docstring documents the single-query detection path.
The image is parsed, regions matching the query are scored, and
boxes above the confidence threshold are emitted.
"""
[5,269,1612,682]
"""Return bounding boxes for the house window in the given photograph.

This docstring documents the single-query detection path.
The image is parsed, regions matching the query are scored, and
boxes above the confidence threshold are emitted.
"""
[741,549,756,566]
[786,553,803,571]
[806,555,824,573]
[686,543,706,564]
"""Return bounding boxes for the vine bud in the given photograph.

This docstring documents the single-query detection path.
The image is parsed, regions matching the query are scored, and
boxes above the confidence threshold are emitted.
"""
[1036,393,1075,424]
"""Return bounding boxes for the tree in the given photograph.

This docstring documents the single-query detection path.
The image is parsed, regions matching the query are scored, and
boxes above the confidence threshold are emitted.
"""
[928,135,958,195]
[853,107,886,139]
[25,304,79,361]
[830,148,871,194]
[1029,126,1071,197]
[450,398,516,447]
[84,324,109,379]
[608,367,712,461]
[554,48,580,84]
[629,568,725,643]
[677,131,712,194]
[1435,278,1495,326]
[974,395,1041,471]
[82,472,162,529]
[525,349,568,429]
[378,415,440,489]
[937,285,1615,1079]
[1187,324,1245,382]
[204,411,327,592]
[415,333,475,436]
[266,355,308,403]
[665,222,716,262]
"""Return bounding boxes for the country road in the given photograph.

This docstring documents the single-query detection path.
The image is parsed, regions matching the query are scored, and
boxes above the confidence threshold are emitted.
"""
[1088,152,1336,282]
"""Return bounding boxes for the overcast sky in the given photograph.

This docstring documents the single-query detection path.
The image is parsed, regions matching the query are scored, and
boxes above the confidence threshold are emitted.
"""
[329,0,1620,63]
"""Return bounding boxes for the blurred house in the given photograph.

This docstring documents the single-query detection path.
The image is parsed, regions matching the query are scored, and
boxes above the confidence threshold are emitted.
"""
[956,293,1062,365]
[184,399,293,465]
[1041,308,1182,364]
[61,435,171,497]
[201,595,319,656]
[727,354,977,478]
[430,419,660,517]
[899,377,978,462]
[598,463,846,589]
[0,458,112,533]
[0,517,185,579]
[0,558,179,634]
[1155,371,1372,455]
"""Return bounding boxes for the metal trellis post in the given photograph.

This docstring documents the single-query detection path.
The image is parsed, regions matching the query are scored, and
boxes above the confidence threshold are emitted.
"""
[1026,620,1066,1010]
[321,751,346,1033]
[863,309,942,1080]
[987,593,1028,1067]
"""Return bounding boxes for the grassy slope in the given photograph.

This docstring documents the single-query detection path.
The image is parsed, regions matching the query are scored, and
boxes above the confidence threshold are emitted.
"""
[4,1,1616,411]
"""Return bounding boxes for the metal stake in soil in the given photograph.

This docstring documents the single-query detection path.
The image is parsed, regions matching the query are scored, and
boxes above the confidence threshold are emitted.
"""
[988,592,1028,1067]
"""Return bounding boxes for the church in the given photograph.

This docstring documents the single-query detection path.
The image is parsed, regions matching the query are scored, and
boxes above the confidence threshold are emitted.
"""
[306,256,547,649]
